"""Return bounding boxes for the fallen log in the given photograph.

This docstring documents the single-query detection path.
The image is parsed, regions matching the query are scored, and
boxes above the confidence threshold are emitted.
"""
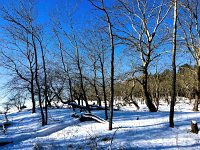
[68,102,120,112]
[80,113,107,123]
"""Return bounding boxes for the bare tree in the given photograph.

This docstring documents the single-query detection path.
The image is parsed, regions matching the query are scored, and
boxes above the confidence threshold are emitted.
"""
[86,54,102,106]
[45,65,67,107]
[80,26,109,119]
[51,8,91,112]
[37,34,49,125]
[0,0,48,125]
[0,2,36,113]
[0,49,35,113]
[54,30,74,102]
[8,92,26,111]
[116,0,172,112]
[31,25,46,125]
[169,0,178,128]
[89,0,115,130]
[178,0,200,111]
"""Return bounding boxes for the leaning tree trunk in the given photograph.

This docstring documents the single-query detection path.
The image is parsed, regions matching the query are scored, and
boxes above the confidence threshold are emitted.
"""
[32,33,45,126]
[142,68,157,112]
[193,64,200,111]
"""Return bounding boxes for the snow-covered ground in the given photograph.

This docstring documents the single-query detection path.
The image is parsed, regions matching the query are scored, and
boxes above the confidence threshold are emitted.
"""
[0,98,200,150]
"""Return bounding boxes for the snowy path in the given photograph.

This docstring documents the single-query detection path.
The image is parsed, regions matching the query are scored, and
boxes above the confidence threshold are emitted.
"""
[0,119,80,145]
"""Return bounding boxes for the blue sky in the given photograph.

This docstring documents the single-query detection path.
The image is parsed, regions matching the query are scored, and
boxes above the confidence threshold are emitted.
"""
[36,0,93,23]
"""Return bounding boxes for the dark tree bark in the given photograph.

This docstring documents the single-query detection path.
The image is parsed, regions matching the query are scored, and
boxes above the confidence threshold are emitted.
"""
[38,39,48,125]
[99,56,108,120]
[193,65,200,111]
[76,50,91,113]
[142,67,157,112]
[93,61,101,106]
[30,73,35,113]
[155,61,160,110]
[191,121,199,134]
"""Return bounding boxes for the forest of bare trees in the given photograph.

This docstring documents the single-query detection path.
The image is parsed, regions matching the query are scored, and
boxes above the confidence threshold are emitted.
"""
[0,0,199,130]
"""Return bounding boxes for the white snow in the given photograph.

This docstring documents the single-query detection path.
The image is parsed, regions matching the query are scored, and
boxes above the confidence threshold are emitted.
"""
[0,98,200,149]
[192,120,197,124]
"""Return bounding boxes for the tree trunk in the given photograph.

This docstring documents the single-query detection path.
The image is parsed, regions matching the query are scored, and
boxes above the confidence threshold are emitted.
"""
[77,96,81,105]
[155,63,160,110]
[193,64,200,111]
[47,100,52,107]
[104,7,115,131]
[32,32,45,126]
[191,121,199,134]
[93,62,101,106]
[27,32,36,114]
[58,34,74,101]
[31,79,35,113]
[76,46,90,113]
[169,0,177,128]
[109,42,114,130]
[68,78,73,101]
[100,57,108,120]
[88,0,114,129]
[142,69,157,112]
[94,82,101,106]
[79,70,90,113]
[39,40,48,125]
